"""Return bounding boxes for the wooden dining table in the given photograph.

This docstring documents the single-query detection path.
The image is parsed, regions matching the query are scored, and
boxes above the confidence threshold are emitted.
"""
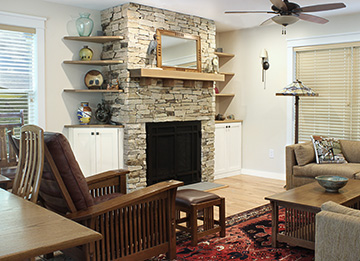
[0,188,102,260]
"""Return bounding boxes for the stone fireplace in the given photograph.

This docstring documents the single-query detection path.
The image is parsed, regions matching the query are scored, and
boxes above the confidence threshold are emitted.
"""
[100,3,217,190]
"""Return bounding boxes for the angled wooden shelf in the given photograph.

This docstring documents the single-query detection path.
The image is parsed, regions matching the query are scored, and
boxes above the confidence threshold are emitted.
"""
[64,36,124,43]
[63,60,124,65]
[216,93,235,97]
[220,72,235,77]
[63,89,124,93]
[129,68,224,82]
[214,52,235,58]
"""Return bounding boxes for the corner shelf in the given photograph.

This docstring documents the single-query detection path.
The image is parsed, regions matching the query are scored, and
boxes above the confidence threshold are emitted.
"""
[215,120,243,124]
[63,36,124,43]
[63,60,124,65]
[214,52,235,58]
[215,93,235,97]
[215,51,236,117]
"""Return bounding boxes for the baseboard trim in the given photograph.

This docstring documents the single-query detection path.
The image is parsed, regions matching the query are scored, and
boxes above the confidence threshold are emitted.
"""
[214,170,242,180]
[241,169,285,181]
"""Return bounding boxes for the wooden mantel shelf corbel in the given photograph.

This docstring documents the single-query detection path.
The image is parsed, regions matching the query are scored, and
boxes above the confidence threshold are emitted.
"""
[129,68,225,87]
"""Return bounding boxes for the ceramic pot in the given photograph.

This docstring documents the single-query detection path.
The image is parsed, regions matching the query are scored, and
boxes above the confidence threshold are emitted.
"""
[77,102,92,125]
[76,13,94,37]
[79,46,93,61]
[84,70,104,89]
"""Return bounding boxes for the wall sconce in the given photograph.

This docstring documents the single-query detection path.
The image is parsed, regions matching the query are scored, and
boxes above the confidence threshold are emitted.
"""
[260,49,270,88]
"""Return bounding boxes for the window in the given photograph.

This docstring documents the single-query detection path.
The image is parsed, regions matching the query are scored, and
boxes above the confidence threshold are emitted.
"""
[295,42,360,142]
[0,25,36,125]
[0,11,45,127]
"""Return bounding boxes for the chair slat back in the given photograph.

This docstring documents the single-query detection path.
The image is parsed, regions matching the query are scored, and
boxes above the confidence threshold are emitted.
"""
[12,125,44,203]
[0,111,24,168]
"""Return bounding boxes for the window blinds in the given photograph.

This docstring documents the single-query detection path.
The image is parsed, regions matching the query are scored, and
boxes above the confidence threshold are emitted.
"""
[0,25,36,125]
[295,43,360,142]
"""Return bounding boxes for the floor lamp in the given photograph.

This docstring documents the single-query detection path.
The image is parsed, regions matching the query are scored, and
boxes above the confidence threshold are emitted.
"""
[276,80,318,144]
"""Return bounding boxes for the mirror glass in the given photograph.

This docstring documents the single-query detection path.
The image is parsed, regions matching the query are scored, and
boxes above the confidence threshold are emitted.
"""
[157,29,201,72]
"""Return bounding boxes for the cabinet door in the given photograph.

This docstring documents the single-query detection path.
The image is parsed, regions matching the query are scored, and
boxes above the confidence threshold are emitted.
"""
[95,128,119,173]
[214,124,228,176]
[227,123,242,172]
[69,128,96,177]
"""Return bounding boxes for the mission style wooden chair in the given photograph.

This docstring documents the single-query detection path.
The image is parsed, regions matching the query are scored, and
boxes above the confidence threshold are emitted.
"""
[12,125,44,203]
[0,110,24,188]
[39,131,183,261]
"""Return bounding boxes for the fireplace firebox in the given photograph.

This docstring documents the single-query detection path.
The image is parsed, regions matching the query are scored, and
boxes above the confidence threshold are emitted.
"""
[146,121,201,186]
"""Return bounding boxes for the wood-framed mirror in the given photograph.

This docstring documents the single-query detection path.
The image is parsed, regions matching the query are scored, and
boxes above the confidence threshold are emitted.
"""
[156,29,201,72]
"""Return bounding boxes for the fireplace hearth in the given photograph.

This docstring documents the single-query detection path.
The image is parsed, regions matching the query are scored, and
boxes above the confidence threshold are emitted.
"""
[146,121,201,185]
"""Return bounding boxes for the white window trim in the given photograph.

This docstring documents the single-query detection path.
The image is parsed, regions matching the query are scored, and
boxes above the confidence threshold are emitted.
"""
[0,11,46,128]
[286,31,360,145]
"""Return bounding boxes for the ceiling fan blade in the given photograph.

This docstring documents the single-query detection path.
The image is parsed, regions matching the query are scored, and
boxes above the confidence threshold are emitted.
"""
[298,13,329,24]
[300,3,346,13]
[270,0,288,11]
[260,17,275,26]
[225,11,275,14]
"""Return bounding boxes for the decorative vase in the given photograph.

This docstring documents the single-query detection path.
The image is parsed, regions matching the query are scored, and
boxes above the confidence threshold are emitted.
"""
[79,46,93,61]
[77,102,92,125]
[76,13,94,37]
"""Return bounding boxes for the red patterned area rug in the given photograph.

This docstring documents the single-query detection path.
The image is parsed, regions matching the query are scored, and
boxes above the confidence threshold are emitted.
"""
[158,204,314,260]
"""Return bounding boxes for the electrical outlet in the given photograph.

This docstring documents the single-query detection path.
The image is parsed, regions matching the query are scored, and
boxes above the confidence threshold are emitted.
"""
[269,149,274,159]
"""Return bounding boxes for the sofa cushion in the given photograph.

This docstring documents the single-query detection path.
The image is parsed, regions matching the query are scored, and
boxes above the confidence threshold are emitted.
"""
[321,201,360,218]
[340,140,360,163]
[311,135,347,164]
[294,142,315,166]
[293,163,360,179]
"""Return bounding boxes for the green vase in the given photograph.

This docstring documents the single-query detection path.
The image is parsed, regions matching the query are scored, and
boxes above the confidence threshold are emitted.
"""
[76,13,94,37]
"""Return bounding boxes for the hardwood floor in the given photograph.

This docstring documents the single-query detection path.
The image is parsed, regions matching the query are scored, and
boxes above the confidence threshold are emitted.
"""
[212,174,286,217]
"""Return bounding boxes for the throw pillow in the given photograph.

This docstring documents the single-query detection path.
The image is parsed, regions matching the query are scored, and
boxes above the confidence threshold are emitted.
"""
[294,142,316,166]
[311,135,348,164]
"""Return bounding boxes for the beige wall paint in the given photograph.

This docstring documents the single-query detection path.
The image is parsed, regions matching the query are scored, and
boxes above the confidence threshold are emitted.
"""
[1,0,102,132]
[218,13,360,179]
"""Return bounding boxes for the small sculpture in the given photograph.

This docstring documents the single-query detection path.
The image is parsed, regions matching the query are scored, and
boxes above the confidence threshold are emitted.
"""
[147,34,157,55]
[79,46,93,61]
[95,102,111,124]
[215,114,225,121]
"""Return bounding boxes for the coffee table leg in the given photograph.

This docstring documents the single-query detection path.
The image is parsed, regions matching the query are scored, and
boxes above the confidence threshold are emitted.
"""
[270,201,279,248]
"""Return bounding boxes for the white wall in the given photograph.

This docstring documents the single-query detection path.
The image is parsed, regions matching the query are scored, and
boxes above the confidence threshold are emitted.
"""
[1,0,102,132]
[218,13,360,180]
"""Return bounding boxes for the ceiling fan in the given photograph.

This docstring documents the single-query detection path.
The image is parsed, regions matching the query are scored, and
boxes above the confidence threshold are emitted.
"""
[225,0,346,34]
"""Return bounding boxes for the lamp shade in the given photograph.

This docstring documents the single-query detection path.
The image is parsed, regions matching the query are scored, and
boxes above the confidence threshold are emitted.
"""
[276,80,318,96]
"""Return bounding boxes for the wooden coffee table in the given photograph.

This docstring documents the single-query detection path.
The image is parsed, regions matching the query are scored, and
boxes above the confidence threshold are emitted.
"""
[265,179,360,250]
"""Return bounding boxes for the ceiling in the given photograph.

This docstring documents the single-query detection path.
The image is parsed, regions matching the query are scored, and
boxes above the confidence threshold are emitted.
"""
[43,0,360,32]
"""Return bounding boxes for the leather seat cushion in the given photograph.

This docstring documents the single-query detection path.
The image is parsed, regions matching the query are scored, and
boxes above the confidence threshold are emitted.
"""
[44,132,95,211]
[176,189,219,208]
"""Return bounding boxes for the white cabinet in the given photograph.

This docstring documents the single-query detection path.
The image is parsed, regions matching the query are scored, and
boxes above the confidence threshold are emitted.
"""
[214,122,242,179]
[67,127,124,177]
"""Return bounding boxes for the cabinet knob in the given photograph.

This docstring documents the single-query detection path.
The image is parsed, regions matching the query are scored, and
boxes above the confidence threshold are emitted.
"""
[96,132,99,135]
[91,132,94,135]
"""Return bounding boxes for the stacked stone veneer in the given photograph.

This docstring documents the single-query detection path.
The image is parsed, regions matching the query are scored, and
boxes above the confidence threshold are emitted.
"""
[100,3,216,190]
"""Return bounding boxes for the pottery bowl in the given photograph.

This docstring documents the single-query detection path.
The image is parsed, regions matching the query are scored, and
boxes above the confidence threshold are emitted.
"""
[315,175,348,193]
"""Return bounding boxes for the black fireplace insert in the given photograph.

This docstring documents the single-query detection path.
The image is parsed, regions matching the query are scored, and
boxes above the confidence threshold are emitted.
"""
[146,121,201,186]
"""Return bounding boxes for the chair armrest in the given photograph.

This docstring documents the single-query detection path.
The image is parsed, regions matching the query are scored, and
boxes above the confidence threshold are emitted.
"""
[86,169,129,195]
[285,144,297,190]
[67,180,183,222]
[315,210,360,261]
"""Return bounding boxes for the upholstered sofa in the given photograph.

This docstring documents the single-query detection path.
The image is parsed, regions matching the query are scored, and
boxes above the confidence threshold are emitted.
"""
[286,140,360,190]
[316,201,360,261]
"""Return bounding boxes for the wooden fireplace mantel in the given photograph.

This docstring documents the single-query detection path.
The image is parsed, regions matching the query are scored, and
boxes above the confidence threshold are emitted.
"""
[129,68,225,82]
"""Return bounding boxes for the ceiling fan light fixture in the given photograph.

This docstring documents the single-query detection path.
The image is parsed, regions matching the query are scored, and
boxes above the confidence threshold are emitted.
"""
[272,15,299,26]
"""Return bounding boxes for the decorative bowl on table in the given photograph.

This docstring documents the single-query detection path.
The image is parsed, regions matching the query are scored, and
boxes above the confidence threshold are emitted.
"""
[315,175,349,193]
